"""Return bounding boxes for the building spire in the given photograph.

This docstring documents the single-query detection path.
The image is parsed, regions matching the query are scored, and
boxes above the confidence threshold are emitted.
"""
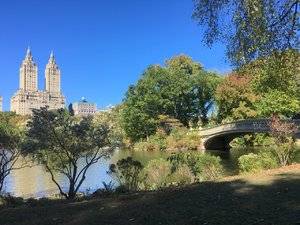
[25,46,32,60]
[48,50,55,63]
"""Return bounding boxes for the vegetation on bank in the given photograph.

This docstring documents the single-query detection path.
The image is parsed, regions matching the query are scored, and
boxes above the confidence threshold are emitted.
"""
[0,165,299,225]
[108,152,223,192]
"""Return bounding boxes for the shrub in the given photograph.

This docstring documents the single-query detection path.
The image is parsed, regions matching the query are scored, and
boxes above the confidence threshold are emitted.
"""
[141,158,171,190]
[133,141,160,152]
[166,129,200,151]
[230,136,248,148]
[269,116,298,166]
[192,153,223,181]
[238,152,278,173]
[167,164,195,186]
[133,130,167,152]
[92,181,115,197]
[253,134,275,147]
[259,151,279,169]
[132,127,201,152]
[168,152,223,181]
[108,157,143,192]
[26,198,57,207]
[230,134,275,148]
[0,195,24,207]
[271,138,297,166]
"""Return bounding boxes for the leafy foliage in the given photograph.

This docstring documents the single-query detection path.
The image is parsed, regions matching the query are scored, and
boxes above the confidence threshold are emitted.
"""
[269,115,298,166]
[0,194,24,208]
[93,105,127,147]
[121,55,222,142]
[141,158,172,190]
[165,129,200,152]
[167,164,195,186]
[242,50,300,97]
[133,130,167,152]
[133,127,201,152]
[215,73,258,122]
[23,108,113,199]
[238,152,278,173]
[0,112,25,192]
[168,152,223,181]
[230,134,275,148]
[255,90,300,118]
[193,0,299,66]
[108,157,143,192]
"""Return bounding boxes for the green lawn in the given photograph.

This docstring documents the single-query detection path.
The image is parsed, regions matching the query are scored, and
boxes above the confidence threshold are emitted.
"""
[0,165,299,225]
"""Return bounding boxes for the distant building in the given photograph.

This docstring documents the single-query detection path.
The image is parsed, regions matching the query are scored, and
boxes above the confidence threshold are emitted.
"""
[97,104,115,113]
[72,98,97,116]
[0,96,2,112]
[10,48,66,115]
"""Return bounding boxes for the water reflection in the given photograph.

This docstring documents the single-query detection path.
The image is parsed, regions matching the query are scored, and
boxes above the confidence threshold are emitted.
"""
[4,149,239,198]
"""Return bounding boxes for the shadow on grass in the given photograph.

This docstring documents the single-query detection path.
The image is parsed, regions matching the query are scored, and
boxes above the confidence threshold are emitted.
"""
[0,172,299,225]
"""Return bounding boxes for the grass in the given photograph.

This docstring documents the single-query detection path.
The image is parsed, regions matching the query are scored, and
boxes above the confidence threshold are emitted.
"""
[0,164,300,225]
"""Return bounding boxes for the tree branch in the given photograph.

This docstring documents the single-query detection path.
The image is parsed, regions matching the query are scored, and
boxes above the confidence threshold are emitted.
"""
[45,164,68,198]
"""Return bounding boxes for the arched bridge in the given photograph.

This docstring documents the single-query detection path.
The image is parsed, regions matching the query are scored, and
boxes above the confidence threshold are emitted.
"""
[199,119,300,151]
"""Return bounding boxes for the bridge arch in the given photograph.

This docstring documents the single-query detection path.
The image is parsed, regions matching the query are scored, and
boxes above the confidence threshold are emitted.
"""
[199,119,300,151]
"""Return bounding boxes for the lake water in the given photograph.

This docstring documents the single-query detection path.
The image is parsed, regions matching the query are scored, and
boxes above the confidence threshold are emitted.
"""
[2,149,246,198]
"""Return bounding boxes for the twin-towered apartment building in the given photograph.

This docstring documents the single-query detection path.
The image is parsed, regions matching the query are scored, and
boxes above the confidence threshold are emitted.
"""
[0,48,97,116]
[10,48,65,115]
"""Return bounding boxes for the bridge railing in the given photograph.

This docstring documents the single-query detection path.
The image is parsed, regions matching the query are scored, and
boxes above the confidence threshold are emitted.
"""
[199,119,300,138]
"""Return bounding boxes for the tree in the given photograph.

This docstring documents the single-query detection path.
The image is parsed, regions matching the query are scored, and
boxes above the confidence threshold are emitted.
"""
[23,108,114,199]
[68,103,74,116]
[93,105,127,147]
[121,55,222,141]
[255,90,300,117]
[0,113,25,192]
[240,50,300,97]
[165,55,203,126]
[192,71,222,125]
[215,73,259,122]
[193,0,299,66]
[269,115,298,166]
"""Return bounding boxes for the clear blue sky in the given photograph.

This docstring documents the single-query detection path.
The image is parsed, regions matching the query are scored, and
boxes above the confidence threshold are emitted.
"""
[0,0,231,111]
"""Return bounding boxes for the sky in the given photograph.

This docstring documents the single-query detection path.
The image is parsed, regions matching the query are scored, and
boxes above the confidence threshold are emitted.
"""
[0,0,231,111]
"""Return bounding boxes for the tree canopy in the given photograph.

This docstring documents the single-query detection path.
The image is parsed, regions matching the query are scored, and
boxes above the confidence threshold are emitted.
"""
[215,73,259,122]
[23,108,114,199]
[193,0,299,66]
[121,55,222,142]
[0,112,25,192]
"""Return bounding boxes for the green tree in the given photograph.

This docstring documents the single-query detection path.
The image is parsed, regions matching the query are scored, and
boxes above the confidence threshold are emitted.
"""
[23,108,113,199]
[121,65,169,142]
[193,0,299,66]
[217,51,299,120]
[241,50,300,97]
[93,105,127,147]
[215,73,259,122]
[121,55,222,141]
[255,90,300,117]
[192,71,222,124]
[0,113,25,192]
[165,55,202,126]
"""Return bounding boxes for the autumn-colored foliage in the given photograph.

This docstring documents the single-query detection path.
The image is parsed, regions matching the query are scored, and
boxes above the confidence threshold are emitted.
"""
[269,115,298,166]
[215,73,258,122]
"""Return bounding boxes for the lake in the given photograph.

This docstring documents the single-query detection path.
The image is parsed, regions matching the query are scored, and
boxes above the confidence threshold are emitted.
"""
[2,148,248,198]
